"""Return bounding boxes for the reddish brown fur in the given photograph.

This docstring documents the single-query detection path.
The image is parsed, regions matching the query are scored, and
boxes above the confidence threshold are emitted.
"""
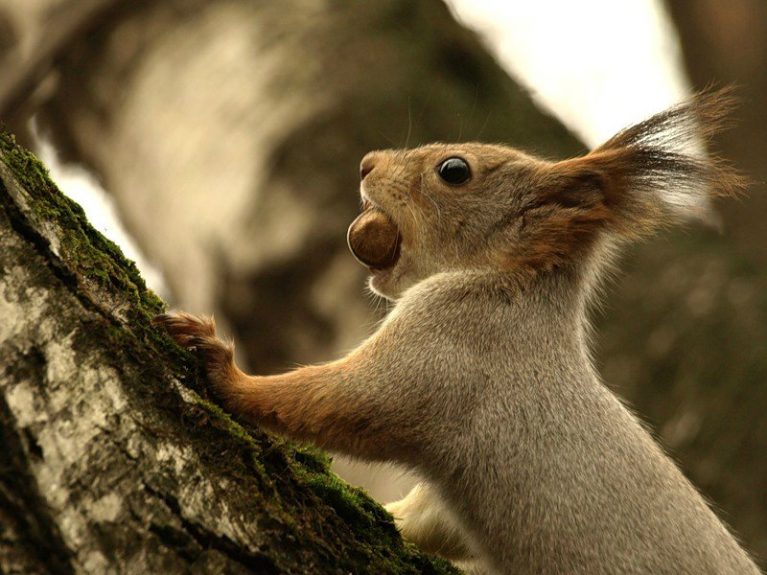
[154,314,403,458]
[503,88,746,275]
[155,90,747,422]
[153,313,239,386]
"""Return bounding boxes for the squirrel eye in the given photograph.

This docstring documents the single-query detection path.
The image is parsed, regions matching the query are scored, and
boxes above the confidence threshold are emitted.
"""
[437,157,471,185]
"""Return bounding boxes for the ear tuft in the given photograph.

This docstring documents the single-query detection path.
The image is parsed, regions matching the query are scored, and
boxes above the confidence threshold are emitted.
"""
[585,86,747,231]
[500,89,745,277]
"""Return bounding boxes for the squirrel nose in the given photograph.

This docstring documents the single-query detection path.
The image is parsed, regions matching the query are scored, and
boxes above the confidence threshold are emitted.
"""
[360,156,376,181]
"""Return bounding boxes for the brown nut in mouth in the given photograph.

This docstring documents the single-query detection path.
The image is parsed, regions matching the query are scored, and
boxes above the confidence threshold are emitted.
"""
[347,207,401,270]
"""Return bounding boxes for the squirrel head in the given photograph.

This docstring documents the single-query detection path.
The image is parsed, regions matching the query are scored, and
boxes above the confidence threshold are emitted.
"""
[349,89,745,300]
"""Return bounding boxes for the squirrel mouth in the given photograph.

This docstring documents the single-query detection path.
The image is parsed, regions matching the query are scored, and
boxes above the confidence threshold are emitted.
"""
[347,203,402,271]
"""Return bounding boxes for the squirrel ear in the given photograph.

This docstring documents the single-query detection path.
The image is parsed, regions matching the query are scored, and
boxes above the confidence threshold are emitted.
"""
[500,160,614,274]
[543,160,611,212]
[503,89,745,275]
[544,88,746,239]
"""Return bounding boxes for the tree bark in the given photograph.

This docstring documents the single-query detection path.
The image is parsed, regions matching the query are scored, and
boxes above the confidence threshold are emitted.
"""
[0,131,457,573]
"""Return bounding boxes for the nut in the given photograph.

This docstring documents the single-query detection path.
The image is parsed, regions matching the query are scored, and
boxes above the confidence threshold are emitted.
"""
[347,208,401,269]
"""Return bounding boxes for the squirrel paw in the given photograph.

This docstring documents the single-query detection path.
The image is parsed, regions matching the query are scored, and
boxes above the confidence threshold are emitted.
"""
[153,312,237,398]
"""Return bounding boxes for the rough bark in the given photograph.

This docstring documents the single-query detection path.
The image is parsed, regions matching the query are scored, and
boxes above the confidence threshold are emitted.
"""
[0,131,458,574]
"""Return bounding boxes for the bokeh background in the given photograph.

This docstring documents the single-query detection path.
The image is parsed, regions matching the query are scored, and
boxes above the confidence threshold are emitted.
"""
[1,0,765,566]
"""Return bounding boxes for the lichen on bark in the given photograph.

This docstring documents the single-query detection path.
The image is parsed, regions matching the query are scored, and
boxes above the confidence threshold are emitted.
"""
[0,130,459,574]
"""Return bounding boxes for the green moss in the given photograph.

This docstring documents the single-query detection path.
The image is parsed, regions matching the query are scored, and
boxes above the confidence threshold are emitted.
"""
[300,469,395,532]
[193,393,393,535]
[0,129,185,383]
[188,389,459,572]
[190,395,459,573]
[0,130,165,322]
[289,442,334,472]
[191,396,270,478]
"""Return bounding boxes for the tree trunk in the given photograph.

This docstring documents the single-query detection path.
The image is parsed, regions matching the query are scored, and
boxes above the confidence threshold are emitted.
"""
[0,131,457,573]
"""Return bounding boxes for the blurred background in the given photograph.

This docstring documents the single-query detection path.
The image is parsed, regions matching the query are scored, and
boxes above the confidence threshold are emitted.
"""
[1,0,765,566]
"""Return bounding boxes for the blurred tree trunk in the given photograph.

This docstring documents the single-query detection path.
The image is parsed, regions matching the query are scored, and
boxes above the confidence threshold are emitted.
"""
[16,0,583,371]
[0,132,457,574]
[0,0,582,499]
[596,1,767,566]
[0,0,127,144]
[666,0,767,260]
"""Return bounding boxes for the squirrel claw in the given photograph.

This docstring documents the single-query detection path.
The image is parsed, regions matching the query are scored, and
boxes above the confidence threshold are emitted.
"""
[154,312,236,393]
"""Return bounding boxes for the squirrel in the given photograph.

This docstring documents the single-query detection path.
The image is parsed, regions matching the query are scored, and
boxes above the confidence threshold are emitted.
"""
[155,89,759,574]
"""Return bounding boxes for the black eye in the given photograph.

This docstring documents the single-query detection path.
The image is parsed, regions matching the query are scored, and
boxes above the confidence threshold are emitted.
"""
[437,157,471,185]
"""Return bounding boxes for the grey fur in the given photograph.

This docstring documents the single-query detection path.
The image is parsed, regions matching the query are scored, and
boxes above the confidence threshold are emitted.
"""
[382,268,758,574]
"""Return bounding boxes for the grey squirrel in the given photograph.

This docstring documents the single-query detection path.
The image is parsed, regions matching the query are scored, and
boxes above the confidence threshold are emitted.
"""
[155,89,759,574]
